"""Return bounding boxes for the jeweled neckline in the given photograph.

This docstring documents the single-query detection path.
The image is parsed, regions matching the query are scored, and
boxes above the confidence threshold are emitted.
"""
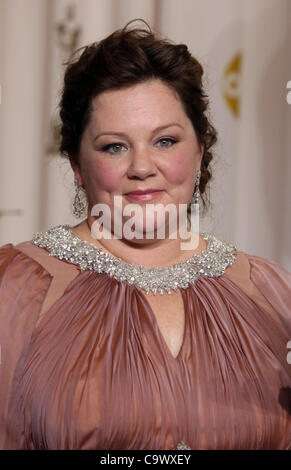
[31,224,237,295]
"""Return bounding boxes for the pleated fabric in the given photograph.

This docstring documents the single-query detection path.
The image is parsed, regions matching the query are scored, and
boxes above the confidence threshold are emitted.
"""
[0,241,290,450]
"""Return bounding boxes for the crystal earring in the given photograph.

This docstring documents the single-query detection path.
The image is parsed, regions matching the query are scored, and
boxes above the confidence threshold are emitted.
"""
[187,169,201,230]
[72,178,88,218]
[191,169,201,206]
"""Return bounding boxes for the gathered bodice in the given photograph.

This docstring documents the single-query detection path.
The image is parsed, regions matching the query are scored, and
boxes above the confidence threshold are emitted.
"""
[0,227,290,449]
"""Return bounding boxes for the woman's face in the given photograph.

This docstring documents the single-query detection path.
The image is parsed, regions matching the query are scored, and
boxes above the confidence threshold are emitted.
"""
[73,79,204,240]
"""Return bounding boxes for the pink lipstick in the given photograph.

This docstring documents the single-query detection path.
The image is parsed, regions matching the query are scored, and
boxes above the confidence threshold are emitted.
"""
[125,189,163,202]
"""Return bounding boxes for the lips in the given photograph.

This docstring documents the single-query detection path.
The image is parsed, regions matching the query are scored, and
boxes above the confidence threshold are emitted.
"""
[124,189,163,202]
[125,189,162,195]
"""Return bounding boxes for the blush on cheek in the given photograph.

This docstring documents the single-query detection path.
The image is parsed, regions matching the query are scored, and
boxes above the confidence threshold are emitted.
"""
[88,160,122,191]
[166,155,194,185]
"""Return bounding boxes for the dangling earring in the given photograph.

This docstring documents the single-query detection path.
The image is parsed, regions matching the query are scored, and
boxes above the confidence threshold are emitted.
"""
[72,178,88,218]
[187,169,201,235]
[191,169,201,206]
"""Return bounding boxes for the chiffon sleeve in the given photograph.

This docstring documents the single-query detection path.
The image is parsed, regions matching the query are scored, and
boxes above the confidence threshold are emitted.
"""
[0,244,52,449]
[244,254,291,333]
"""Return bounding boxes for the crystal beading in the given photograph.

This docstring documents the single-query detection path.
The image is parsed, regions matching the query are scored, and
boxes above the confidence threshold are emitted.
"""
[176,441,192,450]
[31,224,237,295]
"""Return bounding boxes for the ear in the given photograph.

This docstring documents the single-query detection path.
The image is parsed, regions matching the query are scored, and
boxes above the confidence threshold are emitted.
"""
[70,161,84,187]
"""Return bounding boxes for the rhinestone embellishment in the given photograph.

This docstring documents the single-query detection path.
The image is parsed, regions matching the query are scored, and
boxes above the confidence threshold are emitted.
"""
[31,224,237,295]
[176,441,191,450]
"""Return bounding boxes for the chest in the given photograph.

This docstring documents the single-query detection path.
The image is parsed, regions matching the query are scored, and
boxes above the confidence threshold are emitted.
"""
[144,290,186,359]
[18,277,291,450]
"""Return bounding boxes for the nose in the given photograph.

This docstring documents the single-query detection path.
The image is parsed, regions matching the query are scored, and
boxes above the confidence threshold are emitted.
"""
[126,146,157,180]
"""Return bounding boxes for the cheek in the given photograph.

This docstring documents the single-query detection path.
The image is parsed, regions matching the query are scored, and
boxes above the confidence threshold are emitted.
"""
[85,159,122,192]
[165,153,195,185]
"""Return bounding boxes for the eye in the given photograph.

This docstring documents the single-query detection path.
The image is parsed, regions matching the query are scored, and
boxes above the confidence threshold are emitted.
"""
[101,143,127,154]
[156,137,178,148]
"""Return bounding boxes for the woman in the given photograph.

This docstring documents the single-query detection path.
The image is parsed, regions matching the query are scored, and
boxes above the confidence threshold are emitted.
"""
[0,20,291,450]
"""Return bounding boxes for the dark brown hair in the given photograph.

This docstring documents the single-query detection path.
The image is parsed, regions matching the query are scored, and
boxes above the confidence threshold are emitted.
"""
[59,19,217,215]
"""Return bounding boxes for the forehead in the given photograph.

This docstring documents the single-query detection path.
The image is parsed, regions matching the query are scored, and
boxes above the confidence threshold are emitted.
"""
[89,80,187,124]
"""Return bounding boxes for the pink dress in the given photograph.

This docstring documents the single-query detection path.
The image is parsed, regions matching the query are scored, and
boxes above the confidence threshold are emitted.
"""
[0,225,291,450]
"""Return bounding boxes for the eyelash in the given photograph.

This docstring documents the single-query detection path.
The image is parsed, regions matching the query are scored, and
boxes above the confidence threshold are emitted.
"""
[100,137,178,154]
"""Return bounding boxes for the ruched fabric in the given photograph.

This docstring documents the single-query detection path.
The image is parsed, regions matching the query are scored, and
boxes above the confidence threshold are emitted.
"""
[0,242,291,449]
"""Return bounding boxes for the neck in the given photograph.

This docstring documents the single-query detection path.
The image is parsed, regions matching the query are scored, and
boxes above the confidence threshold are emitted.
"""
[70,216,204,268]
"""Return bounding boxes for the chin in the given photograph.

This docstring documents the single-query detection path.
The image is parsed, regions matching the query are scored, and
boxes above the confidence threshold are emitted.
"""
[122,219,173,243]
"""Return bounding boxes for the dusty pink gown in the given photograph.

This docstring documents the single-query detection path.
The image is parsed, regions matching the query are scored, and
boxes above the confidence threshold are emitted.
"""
[0,225,291,450]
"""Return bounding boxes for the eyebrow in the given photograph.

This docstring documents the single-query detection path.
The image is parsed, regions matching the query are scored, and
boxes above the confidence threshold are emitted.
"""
[93,123,184,142]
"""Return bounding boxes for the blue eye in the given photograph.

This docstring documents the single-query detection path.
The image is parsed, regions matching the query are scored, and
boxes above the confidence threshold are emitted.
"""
[100,137,178,154]
[102,143,126,154]
[157,137,177,148]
